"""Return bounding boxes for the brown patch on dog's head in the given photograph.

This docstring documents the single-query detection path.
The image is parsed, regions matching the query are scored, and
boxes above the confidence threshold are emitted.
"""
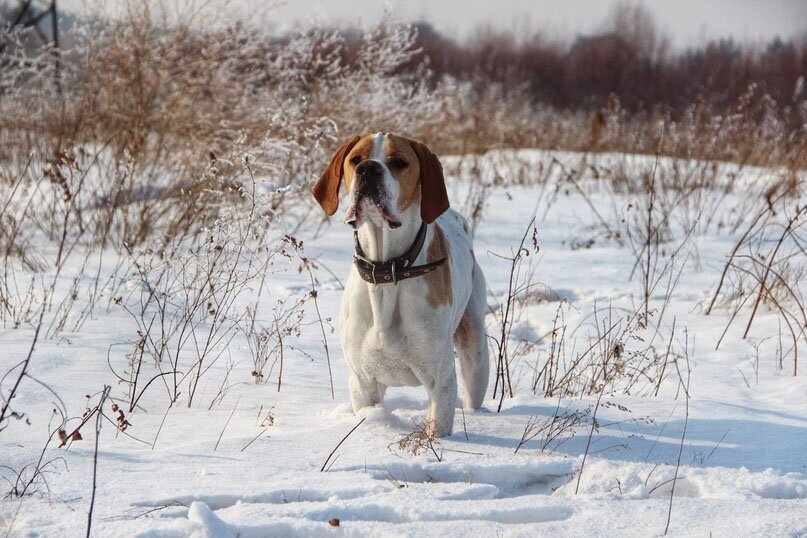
[342,135,377,191]
[425,224,452,307]
[384,134,422,213]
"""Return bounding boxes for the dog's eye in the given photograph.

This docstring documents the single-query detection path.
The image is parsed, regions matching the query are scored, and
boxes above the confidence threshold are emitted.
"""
[350,155,362,166]
[389,158,408,169]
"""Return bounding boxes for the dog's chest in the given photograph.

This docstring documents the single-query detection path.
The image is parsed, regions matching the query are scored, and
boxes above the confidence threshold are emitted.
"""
[341,279,446,387]
[357,329,422,387]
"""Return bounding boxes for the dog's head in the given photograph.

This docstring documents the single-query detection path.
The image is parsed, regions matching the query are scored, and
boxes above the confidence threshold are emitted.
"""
[312,132,449,229]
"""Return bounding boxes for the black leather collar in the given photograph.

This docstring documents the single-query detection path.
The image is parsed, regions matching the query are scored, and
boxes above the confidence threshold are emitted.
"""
[353,223,446,285]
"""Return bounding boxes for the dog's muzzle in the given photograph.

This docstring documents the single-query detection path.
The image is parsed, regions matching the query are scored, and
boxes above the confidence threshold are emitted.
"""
[345,160,401,229]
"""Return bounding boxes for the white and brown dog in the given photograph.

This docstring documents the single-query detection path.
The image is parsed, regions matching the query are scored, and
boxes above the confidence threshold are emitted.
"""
[312,132,489,436]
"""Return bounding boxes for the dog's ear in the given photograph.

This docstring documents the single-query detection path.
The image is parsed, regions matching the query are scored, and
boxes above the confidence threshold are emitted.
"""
[312,136,360,215]
[411,140,449,224]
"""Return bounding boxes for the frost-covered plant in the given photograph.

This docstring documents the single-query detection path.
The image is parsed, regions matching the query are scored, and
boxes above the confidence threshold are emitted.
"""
[514,405,593,454]
[110,160,276,409]
[709,196,806,377]
[526,299,681,398]
[395,420,443,461]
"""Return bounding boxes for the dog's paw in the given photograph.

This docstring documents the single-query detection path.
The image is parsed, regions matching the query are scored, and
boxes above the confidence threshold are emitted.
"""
[323,402,355,417]
[355,404,387,423]
[459,400,492,413]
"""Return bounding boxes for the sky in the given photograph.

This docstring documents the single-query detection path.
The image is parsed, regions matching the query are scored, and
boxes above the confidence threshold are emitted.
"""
[55,0,807,49]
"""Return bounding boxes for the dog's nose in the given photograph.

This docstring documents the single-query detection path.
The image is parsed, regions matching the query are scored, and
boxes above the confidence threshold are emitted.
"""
[355,159,383,180]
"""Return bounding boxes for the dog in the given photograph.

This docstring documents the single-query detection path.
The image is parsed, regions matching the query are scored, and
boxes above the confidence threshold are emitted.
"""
[312,132,489,436]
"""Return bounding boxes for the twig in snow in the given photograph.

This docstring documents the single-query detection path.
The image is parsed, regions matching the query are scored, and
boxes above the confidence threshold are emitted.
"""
[240,428,271,453]
[491,216,538,411]
[87,385,110,538]
[460,407,469,441]
[283,235,335,399]
[741,205,806,340]
[654,317,676,397]
[241,408,274,452]
[0,298,46,431]
[575,387,604,494]
[665,329,691,535]
[321,417,366,472]
[213,396,240,451]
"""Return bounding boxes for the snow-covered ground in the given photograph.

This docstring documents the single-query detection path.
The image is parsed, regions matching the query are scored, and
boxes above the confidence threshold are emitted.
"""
[1,150,805,537]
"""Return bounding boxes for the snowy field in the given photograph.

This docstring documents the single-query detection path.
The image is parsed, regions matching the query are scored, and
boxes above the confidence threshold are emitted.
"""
[1,149,805,537]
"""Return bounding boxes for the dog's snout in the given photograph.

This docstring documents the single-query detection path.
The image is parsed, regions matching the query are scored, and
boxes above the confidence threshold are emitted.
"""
[348,157,400,229]
[355,159,383,180]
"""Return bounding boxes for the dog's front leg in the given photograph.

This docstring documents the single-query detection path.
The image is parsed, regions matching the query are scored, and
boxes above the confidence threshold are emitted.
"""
[348,373,384,411]
[424,352,457,437]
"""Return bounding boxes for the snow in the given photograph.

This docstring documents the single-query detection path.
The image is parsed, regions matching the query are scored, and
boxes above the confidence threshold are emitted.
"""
[1,149,805,537]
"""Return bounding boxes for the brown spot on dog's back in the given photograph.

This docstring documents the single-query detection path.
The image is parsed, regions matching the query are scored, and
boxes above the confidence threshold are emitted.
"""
[426,224,452,307]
